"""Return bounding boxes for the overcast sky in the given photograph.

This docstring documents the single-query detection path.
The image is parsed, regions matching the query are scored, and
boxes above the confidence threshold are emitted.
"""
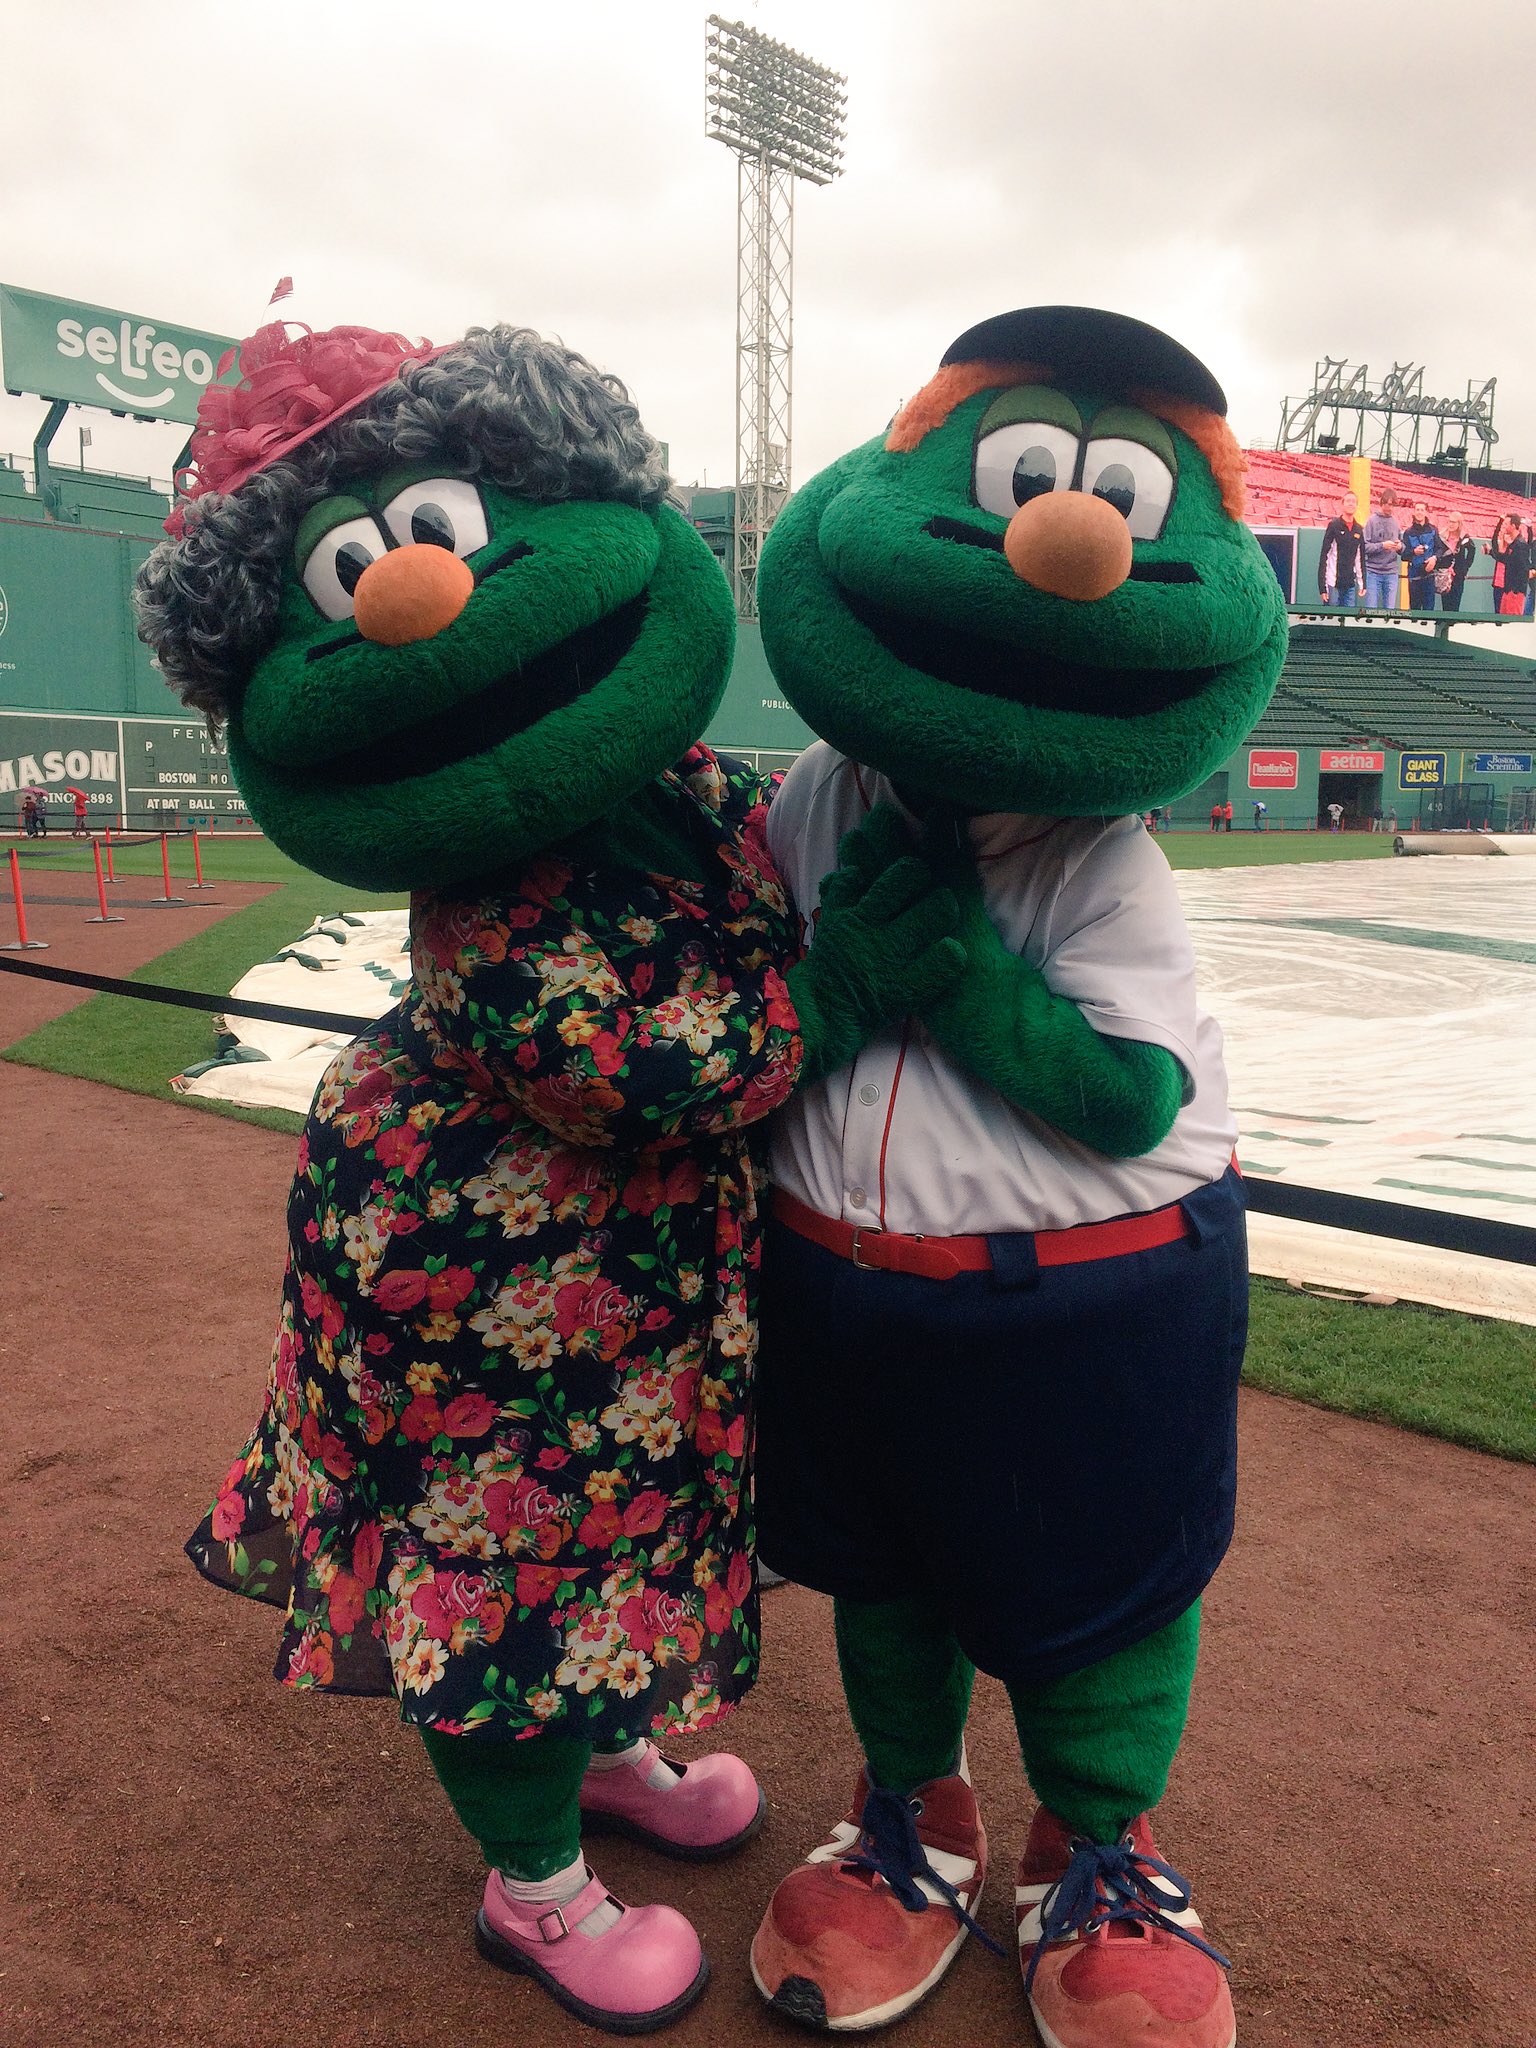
[5,0,1535,500]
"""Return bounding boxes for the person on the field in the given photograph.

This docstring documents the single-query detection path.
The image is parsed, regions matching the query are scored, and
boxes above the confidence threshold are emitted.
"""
[1222,799,1233,831]
[1327,801,1344,831]
[1401,501,1442,612]
[1208,801,1221,832]
[1318,490,1365,608]
[1252,799,1267,830]
[20,793,40,838]
[137,316,962,2036]
[67,787,90,837]
[1363,489,1403,610]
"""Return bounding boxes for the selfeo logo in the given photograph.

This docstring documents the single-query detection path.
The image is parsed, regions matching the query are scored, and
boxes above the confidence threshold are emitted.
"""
[54,316,218,413]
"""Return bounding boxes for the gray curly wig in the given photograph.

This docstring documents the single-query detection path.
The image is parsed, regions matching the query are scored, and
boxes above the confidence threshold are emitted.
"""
[134,324,670,727]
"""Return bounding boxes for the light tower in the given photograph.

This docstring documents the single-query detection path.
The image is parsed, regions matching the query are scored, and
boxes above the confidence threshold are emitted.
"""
[705,15,847,619]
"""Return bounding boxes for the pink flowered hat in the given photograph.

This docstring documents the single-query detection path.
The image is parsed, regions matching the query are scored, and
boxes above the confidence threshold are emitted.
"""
[164,320,451,536]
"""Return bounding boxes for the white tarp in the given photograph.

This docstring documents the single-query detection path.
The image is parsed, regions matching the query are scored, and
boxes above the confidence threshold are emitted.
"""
[177,865,1536,1320]
[173,911,409,1113]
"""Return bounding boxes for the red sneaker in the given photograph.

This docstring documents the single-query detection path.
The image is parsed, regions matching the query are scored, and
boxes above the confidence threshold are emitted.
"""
[750,1763,992,2032]
[1015,1809,1235,2048]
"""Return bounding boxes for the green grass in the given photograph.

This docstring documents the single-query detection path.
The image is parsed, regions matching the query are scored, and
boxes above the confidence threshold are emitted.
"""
[1160,830,1396,868]
[1243,1276,1536,1462]
[2,835,402,1135]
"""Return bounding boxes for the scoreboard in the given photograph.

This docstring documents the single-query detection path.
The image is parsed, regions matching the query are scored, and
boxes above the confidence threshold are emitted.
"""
[0,708,250,823]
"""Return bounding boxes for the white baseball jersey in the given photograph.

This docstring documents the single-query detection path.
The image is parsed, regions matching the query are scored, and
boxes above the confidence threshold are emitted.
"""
[767,743,1238,1236]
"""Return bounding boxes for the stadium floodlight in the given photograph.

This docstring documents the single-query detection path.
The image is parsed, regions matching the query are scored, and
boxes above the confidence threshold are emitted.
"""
[706,14,847,618]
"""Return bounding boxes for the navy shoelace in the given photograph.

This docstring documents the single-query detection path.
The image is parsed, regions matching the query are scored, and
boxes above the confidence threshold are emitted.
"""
[841,1782,1005,1957]
[1023,1835,1232,1994]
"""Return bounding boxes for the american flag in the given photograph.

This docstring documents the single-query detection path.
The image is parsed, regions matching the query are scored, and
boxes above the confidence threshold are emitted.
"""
[267,277,294,306]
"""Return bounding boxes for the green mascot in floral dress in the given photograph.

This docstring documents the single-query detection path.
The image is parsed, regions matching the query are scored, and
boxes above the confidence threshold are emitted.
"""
[136,317,963,2034]
[747,306,1288,2048]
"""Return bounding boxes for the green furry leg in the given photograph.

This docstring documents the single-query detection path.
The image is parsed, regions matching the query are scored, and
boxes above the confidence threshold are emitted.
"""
[1007,1602,1201,1842]
[419,1728,593,1880]
[834,1593,976,1796]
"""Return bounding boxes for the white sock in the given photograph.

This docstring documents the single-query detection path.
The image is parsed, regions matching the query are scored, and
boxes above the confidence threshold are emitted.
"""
[497,1855,622,1938]
[587,1739,681,1791]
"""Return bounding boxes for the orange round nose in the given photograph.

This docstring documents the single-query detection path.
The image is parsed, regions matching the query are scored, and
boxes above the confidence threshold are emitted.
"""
[1003,492,1133,602]
[352,545,475,646]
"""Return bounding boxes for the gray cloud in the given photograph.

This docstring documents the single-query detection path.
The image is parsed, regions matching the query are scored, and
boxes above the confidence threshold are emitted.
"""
[2,0,1531,501]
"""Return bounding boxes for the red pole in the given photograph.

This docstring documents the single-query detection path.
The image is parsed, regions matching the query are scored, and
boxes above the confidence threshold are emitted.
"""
[87,839,125,923]
[188,825,212,890]
[148,832,186,908]
[103,825,119,883]
[2,848,47,950]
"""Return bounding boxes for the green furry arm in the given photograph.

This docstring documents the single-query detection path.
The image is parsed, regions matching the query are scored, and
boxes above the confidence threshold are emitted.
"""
[786,825,966,1087]
[922,878,1185,1158]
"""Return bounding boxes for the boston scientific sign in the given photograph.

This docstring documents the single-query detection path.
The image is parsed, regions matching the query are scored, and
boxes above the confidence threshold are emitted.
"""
[0,283,236,425]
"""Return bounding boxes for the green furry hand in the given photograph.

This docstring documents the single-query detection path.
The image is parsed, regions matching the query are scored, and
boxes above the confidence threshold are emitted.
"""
[917,826,1184,1158]
[788,809,966,1085]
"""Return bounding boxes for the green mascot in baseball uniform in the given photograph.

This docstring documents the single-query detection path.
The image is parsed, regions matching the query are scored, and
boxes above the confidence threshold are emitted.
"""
[747,307,1289,2048]
[136,317,963,2035]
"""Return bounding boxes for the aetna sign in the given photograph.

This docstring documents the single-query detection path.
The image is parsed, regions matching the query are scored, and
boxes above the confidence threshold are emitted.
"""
[1248,750,1298,789]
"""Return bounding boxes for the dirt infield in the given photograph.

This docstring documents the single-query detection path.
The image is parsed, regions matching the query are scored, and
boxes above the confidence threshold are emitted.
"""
[3,1062,1533,2048]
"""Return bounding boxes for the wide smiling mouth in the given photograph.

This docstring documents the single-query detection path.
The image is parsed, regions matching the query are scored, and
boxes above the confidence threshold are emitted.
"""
[319,594,648,785]
[839,581,1216,717]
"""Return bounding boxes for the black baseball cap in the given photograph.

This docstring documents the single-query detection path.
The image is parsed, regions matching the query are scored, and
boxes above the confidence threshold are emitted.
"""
[940,306,1227,418]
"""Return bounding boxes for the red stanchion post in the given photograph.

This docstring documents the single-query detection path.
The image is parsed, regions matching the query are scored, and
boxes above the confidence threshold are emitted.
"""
[87,839,125,924]
[188,825,213,890]
[148,832,187,908]
[2,848,48,950]
[103,824,120,883]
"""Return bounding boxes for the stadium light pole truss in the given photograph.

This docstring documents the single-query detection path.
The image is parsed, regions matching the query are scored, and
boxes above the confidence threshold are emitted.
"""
[706,15,847,619]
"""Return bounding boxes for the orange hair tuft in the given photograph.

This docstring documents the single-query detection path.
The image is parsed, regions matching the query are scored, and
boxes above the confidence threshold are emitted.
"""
[885,361,1048,452]
[1131,391,1248,522]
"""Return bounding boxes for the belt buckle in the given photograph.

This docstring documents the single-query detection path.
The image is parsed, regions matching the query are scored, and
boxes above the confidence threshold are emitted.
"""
[849,1227,876,1270]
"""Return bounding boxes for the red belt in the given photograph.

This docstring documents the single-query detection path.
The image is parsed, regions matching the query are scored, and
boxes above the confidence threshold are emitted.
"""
[772,1187,1191,1281]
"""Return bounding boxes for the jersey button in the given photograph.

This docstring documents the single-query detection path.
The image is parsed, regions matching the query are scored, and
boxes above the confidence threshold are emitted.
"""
[857,1083,881,1106]
[848,1186,867,1208]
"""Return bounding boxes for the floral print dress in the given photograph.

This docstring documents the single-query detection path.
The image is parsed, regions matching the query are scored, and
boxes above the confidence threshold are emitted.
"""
[187,749,805,1745]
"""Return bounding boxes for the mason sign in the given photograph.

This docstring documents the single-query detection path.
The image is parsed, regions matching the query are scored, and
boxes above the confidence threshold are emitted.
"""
[0,283,237,425]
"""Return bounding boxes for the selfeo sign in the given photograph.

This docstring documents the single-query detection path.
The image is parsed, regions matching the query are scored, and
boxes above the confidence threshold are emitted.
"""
[0,283,237,424]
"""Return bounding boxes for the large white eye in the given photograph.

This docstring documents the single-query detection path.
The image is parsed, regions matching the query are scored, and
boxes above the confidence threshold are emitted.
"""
[973,421,1080,520]
[302,515,391,621]
[1079,438,1176,540]
[380,477,489,557]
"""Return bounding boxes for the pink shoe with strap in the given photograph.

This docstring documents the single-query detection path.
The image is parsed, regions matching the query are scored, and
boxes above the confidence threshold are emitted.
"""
[475,1866,708,2036]
[580,1742,766,1859]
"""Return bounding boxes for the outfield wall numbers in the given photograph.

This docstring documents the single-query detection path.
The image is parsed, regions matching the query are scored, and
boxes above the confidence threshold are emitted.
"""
[0,708,249,818]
